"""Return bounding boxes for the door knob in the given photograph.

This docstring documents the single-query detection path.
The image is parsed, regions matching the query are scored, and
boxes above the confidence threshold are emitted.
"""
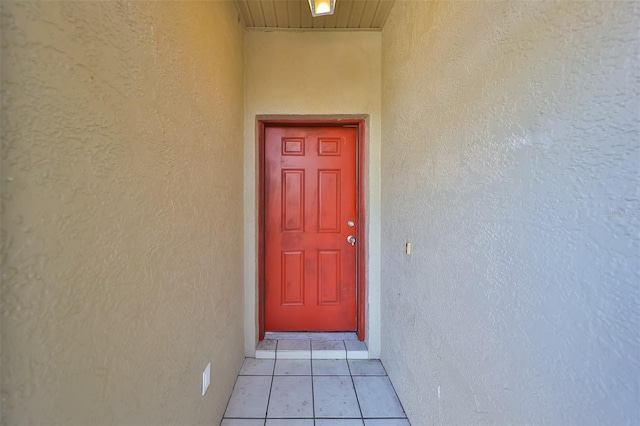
[347,235,356,246]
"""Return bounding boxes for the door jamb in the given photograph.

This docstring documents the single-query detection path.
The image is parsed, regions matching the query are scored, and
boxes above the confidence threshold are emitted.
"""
[257,118,367,341]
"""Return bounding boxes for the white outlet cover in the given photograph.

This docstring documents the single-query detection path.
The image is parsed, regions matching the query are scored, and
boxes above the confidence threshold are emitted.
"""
[202,362,211,396]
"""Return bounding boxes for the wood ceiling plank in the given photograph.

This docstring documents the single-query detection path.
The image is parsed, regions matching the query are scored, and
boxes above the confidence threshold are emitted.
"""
[263,0,278,27]
[246,0,266,27]
[371,0,395,28]
[286,0,301,28]
[273,0,289,27]
[347,0,366,28]
[234,0,395,29]
[299,0,314,28]
[235,0,255,27]
[312,14,329,28]
[334,0,354,28]
[359,0,380,29]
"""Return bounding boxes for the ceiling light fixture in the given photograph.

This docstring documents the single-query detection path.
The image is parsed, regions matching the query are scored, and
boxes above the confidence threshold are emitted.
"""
[308,0,336,17]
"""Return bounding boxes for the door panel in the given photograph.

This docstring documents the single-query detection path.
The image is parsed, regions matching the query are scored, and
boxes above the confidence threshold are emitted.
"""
[265,126,357,331]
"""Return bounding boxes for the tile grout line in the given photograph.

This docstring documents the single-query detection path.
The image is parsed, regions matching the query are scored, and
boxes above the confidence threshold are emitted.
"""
[267,344,276,424]
[311,355,315,426]
[263,340,279,422]
[347,357,366,421]
[310,340,316,423]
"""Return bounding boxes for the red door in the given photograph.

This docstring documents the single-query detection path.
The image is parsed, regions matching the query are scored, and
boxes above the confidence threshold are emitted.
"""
[264,126,358,331]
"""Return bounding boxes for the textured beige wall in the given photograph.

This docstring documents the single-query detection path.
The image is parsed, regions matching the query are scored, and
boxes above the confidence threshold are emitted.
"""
[381,1,639,425]
[1,1,244,424]
[243,31,383,356]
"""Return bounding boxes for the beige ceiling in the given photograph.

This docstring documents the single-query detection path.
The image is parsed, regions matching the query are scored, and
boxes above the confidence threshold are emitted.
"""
[233,0,396,30]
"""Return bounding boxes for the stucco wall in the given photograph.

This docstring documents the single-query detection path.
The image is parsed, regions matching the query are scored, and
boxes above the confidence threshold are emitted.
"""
[1,1,244,424]
[243,31,382,356]
[381,1,639,424]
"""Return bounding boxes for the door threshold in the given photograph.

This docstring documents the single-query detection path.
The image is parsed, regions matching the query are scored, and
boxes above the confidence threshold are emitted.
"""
[256,333,368,360]
[264,332,358,341]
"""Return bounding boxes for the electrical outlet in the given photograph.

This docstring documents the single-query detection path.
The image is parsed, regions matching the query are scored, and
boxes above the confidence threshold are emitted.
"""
[202,362,211,396]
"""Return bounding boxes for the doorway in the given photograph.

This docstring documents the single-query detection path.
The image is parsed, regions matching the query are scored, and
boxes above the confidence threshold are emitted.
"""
[258,119,366,341]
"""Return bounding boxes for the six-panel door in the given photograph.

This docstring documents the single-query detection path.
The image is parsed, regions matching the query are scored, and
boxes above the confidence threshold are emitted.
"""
[265,126,357,331]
